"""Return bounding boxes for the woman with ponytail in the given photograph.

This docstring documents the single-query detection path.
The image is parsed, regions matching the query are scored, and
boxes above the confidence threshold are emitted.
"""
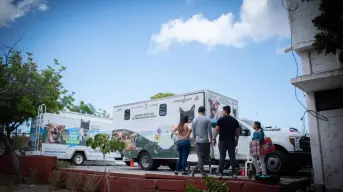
[172,116,192,175]
[251,121,267,176]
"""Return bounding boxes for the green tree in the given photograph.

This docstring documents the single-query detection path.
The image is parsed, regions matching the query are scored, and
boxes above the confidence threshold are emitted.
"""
[150,92,175,100]
[69,101,111,118]
[86,134,125,190]
[0,51,75,138]
[312,0,343,56]
[69,101,97,115]
[0,47,75,183]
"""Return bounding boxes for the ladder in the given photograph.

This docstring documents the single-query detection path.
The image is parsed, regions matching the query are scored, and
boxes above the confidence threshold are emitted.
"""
[34,104,46,151]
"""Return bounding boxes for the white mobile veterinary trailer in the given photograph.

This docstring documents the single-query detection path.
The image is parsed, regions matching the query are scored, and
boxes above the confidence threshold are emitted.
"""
[112,90,239,170]
[27,105,121,165]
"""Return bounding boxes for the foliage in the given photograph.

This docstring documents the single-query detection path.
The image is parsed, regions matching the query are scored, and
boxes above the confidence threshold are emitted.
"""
[86,133,125,154]
[49,170,66,189]
[83,175,101,192]
[150,92,175,100]
[312,0,343,55]
[0,51,75,138]
[11,135,29,150]
[56,160,72,169]
[66,172,83,191]
[185,177,229,192]
[69,100,111,118]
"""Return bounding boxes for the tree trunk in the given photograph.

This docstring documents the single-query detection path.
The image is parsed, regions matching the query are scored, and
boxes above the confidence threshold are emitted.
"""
[0,127,22,184]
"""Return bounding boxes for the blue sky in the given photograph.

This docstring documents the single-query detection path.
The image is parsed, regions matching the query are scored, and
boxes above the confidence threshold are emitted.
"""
[0,0,307,131]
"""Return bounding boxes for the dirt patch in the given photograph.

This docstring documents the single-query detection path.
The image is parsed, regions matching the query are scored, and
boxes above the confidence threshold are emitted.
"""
[0,174,69,192]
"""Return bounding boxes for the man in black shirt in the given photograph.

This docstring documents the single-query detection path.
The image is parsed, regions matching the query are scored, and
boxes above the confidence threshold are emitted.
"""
[213,105,240,177]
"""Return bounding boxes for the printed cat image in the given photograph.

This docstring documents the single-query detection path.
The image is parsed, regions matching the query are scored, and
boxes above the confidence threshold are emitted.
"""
[171,105,195,140]
[179,104,195,123]
[78,119,90,145]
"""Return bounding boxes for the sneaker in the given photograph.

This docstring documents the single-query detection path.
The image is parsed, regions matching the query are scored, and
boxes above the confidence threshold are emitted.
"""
[232,174,238,178]
[217,173,224,178]
[201,173,208,177]
[174,172,179,176]
[181,171,189,175]
[191,168,196,177]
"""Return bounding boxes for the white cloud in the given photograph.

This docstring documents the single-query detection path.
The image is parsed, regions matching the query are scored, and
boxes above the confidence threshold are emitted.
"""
[0,0,48,27]
[150,0,290,52]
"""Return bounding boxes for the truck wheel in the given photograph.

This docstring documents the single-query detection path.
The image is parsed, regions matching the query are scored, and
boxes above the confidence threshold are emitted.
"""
[168,162,176,171]
[138,152,158,170]
[72,152,85,165]
[265,150,286,174]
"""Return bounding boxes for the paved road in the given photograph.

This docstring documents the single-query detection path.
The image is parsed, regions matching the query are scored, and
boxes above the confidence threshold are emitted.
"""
[70,160,312,179]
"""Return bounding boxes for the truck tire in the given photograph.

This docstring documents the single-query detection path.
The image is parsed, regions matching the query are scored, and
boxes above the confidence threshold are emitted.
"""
[265,150,286,174]
[168,162,176,171]
[138,152,159,170]
[72,152,85,166]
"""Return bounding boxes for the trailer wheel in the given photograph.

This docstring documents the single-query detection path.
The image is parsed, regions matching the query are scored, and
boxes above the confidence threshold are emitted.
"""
[138,152,158,170]
[72,152,85,165]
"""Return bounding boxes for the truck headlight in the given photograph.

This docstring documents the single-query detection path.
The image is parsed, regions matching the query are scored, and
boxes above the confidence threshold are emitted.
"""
[289,136,302,151]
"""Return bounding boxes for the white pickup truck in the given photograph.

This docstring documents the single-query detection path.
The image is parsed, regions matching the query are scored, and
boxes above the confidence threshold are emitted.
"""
[233,118,311,173]
[185,118,312,174]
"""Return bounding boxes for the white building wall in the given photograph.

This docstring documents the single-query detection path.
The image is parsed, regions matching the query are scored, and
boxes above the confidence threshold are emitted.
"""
[318,109,343,190]
[287,0,343,190]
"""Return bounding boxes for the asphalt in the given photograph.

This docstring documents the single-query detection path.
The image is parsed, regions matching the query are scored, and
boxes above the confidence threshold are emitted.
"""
[69,160,312,181]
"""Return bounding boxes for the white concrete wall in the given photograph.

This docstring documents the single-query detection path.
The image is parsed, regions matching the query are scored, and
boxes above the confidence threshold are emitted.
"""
[287,0,321,51]
[298,50,341,75]
[318,109,343,190]
[305,93,325,185]
[287,0,343,190]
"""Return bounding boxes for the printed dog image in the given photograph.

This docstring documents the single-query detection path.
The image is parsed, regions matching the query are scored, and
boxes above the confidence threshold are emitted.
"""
[113,130,137,150]
[45,123,66,144]
[78,119,90,146]
[208,98,220,120]
[171,105,195,140]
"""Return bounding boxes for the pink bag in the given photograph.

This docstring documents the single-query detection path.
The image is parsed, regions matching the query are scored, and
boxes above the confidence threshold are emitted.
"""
[249,140,260,157]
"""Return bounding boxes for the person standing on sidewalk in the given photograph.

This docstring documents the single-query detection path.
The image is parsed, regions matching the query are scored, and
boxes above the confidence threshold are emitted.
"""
[191,106,213,177]
[251,121,267,176]
[213,105,240,178]
[172,116,192,175]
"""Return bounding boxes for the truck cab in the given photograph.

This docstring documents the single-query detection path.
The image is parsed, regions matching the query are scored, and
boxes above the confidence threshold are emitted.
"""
[230,118,311,173]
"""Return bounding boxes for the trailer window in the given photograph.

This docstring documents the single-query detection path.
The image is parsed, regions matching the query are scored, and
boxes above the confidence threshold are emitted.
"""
[124,109,130,120]
[159,104,167,116]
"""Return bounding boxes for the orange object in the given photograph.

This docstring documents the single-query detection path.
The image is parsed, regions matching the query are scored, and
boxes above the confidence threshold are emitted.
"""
[130,159,134,167]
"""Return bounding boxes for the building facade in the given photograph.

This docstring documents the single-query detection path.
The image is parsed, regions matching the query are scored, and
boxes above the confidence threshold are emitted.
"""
[285,0,343,191]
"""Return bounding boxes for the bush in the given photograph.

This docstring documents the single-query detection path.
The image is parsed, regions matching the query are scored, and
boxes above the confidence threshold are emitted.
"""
[83,175,101,192]
[66,172,83,191]
[185,177,229,192]
[56,160,72,169]
[49,170,66,189]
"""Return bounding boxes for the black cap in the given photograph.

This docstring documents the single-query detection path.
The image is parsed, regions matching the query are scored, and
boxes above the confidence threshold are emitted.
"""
[198,106,206,113]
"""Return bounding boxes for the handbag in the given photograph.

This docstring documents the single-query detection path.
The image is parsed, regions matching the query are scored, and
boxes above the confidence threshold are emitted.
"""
[260,130,276,155]
[249,140,260,157]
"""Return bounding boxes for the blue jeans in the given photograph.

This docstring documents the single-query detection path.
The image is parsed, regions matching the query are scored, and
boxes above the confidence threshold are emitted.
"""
[176,139,191,172]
